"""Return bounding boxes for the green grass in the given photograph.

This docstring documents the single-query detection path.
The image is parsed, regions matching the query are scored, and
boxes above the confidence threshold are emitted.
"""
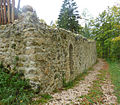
[63,68,93,90]
[0,62,52,105]
[32,94,52,105]
[62,61,99,90]
[78,67,107,104]
[52,65,95,93]
[62,59,100,90]
[53,71,89,93]
[108,61,120,103]
[0,63,34,105]
[0,59,99,105]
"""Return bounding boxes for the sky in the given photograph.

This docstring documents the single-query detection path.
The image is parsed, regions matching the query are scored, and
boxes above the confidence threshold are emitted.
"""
[16,0,120,25]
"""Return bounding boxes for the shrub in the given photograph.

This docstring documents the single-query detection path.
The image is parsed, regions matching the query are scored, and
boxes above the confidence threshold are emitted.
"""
[0,63,34,105]
[110,37,120,61]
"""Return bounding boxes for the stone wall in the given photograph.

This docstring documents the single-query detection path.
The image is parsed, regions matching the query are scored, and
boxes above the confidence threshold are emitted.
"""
[0,7,97,93]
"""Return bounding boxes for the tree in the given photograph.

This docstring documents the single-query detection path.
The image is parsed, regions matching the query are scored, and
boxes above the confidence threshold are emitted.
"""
[82,23,91,38]
[89,6,120,60]
[58,0,81,33]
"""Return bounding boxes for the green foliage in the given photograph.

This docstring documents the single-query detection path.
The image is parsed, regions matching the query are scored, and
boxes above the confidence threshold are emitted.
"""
[40,94,52,100]
[32,94,52,105]
[31,94,52,105]
[82,23,91,38]
[89,6,120,60]
[108,61,120,103]
[58,0,81,33]
[0,63,34,105]
[110,36,120,61]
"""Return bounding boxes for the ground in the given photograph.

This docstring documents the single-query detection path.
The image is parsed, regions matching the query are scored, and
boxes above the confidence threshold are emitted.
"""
[45,59,118,105]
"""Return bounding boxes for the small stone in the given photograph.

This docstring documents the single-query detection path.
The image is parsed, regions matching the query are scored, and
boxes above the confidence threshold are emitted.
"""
[22,5,33,13]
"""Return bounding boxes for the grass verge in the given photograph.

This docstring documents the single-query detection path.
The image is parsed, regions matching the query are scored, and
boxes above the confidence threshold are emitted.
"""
[32,94,52,105]
[78,68,107,104]
[62,65,95,90]
[108,61,120,103]
[63,70,90,90]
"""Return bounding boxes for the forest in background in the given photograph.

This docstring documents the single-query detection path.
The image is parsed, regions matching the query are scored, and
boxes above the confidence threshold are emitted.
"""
[51,0,120,61]
[88,6,120,61]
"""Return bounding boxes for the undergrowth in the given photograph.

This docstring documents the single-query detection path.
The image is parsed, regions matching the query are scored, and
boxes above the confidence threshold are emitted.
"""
[62,60,99,90]
[63,70,88,90]
[108,61,120,103]
[62,66,94,90]
[0,63,34,105]
[0,59,99,104]
[0,62,53,105]
[32,94,52,105]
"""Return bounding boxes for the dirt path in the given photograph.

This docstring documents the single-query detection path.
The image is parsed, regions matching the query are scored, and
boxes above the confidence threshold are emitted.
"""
[101,61,117,104]
[46,59,117,105]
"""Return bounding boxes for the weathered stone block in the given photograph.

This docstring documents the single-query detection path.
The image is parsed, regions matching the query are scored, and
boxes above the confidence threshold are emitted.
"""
[0,6,97,94]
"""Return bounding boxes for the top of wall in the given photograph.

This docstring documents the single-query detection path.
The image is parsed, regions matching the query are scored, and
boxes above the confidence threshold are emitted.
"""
[0,5,95,43]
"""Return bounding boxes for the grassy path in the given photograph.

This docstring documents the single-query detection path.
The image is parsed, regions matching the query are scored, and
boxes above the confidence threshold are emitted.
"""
[33,59,118,105]
[101,61,117,104]
[45,59,118,105]
[76,60,118,104]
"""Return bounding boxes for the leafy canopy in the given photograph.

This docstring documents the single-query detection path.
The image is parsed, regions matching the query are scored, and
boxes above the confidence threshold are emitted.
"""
[89,6,120,60]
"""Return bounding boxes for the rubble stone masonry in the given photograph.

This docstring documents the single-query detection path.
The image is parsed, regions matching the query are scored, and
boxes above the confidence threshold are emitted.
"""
[0,6,97,93]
